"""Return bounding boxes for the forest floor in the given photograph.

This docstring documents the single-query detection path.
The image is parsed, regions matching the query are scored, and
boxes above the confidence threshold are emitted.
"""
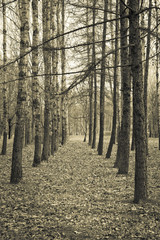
[0,136,160,240]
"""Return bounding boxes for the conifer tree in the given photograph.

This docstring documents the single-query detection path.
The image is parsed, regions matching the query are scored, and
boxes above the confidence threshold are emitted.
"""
[129,0,148,203]
[98,0,108,155]
[1,0,8,155]
[32,0,41,166]
[11,0,30,183]
[41,0,52,161]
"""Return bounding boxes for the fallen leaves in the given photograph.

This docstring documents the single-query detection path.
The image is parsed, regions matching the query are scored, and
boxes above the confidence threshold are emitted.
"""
[0,136,160,239]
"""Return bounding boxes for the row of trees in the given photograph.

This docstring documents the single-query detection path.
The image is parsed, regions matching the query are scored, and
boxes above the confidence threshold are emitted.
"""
[81,0,159,203]
[0,0,160,203]
[0,0,68,180]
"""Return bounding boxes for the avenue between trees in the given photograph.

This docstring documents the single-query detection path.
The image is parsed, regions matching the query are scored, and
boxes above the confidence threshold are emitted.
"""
[0,136,160,239]
[0,0,160,212]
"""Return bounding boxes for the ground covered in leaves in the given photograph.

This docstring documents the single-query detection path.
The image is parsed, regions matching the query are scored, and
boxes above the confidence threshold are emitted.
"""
[0,136,160,240]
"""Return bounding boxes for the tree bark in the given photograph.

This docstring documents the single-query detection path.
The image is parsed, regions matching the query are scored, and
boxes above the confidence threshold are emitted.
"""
[98,0,108,155]
[143,0,152,155]
[129,0,148,203]
[10,0,29,183]
[41,0,51,161]
[106,0,118,158]
[1,0,8,155]
[116,0,131,174]
[54,0,61,151]
[32,0,41,166]
[50,0,58,155]
[91,0,97,149]
[86,0,93,146]
[131,110,135,151]
[61,0,67,145]
[155,0,160,149]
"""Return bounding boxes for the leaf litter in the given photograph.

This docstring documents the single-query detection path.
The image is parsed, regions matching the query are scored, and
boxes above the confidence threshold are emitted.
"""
[0,136,160,239]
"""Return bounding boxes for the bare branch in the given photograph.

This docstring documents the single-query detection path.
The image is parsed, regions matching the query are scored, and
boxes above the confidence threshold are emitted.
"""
[0,0,17,8]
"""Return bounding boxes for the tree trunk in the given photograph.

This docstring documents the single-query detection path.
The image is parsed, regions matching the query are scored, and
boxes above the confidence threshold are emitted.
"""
[55,0,61,151]
[88,79,93,146]
[129,0,147,203]
[25,117,31,146]
[61,0,67,145]
[83,97,88,142]
[8,118,12,139]
[41,0,51,161]
[131,109,135,151]
[155,0,160,149]
[32,0,41,167]
[50,0,58,155]
[143,0,152,155]
[92,0,97,149]
[10,0,29,183]
[98,0,108,155]
[86,0,93,146]
[106,0,118,158]
[1,0,8,155]
[116,0,131,174]
[0,114,3,139]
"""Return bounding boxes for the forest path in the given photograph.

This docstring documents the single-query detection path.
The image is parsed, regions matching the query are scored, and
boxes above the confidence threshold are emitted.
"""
[0,136,160,239]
